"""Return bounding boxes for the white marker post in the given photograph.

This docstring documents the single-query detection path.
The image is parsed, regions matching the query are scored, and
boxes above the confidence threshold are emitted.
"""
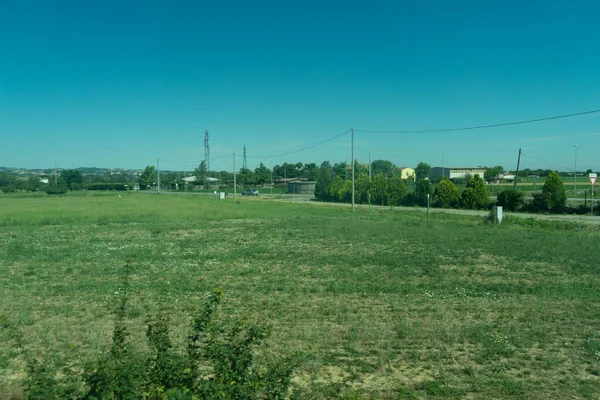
[590,173,596,213]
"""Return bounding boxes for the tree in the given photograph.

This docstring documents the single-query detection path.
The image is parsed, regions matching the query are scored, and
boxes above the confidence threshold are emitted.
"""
[159,172,180,190]
[314,167,333,201]
[415,162,431,181]
[340,179,353,203]
[194,161,208,186]
[25,176,41,192]
[0,172,17,193]
[484,166,504,182]
[387,174,408,206]
[355,172,371,204]
[371,160,395,177]
[253,163,271,185]
[139,166,157,190]
[353,160,367,177]
[301,163,319,181]
[370,173,389,205]
[237,168,255,186]
[532,171,567,213]
[415,179,432,206]
[329,176,345,202]
[332,162,347,180]
[62,169,83,190]
[460,174,488,209]
[433,179,460,208]
[45,177,69,194]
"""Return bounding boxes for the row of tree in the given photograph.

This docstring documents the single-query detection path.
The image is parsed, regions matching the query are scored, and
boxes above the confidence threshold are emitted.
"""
[315,169,491,210]
[0,170,84,194]
[496,171,568,213]
[315,168,574,215]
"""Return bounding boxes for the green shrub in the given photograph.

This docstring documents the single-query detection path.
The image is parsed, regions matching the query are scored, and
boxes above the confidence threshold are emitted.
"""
[460,174,488,209]
[531,171,567,213]
[414,179,432,207]
[371,173,389,205]
[314,168,333,201]
[9,261,300,399]
[387,174,408,206]
[433,179,459,208]
[45,177,69,195]
[86,183,130,191]
[355,173,371,204]
[497,189,524,211]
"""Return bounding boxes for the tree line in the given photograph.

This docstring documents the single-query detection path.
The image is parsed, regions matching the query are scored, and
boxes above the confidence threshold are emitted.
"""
[0,161,588,215]
[315,166,579,215]
[315,168,492,210]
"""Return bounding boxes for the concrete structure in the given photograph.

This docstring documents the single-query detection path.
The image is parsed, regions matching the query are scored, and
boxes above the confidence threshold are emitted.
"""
[500,173,515,182]
[430,167,486,180]
[287,181,316,194]
[183,176,219,183]
[396,167,415,180]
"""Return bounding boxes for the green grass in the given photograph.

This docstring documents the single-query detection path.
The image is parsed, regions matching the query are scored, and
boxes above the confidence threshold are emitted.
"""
[1,191,599,399]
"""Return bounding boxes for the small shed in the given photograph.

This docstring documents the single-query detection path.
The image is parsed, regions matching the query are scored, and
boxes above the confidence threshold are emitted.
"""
[287,181,316,194]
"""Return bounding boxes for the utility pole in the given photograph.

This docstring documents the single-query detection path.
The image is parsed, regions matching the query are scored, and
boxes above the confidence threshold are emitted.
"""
[513,148,521,190]
[574,144,578,195]
[204,130,210,179]
[351,127,355,212]
[270,158,273,195]
[157,158,160,194]
[284,163,286,194]
[232,152,237,199]
[243,145,247,170]
[442,151,444,179]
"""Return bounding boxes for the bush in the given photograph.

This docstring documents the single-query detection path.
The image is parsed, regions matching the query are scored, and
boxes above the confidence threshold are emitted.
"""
[497,189,524,211]
[433,179,459,208]
[327,176,346,202]
[387,174,408,206]
[415,180,432,207]
[371,173,389,205]
[6,261,301,399]
[355,173,371,204]
[460,174,488,209]
[45,177,69,195]
[86,183,130,191]
[314,168,333,201]
[531,171,567,213]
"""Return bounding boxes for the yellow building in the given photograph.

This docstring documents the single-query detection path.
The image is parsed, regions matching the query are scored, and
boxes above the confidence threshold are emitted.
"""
[397,167,415,180]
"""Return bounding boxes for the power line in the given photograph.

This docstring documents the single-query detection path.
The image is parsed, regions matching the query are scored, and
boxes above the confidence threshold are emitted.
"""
[520,152,573,172]
[247,129,351,159]
[355,109,600,134]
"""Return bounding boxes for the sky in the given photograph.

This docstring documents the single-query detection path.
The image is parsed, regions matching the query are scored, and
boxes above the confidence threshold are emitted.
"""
[1,0,600,173]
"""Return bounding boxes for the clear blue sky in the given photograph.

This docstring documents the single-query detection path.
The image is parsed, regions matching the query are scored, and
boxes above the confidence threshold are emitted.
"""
[1,0,599,173]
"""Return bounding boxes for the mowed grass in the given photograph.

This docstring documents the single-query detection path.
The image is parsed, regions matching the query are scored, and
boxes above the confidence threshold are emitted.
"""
[1,191,599,399]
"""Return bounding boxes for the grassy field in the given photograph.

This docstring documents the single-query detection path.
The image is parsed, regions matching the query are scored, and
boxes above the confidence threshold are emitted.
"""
[1,192,599,399]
